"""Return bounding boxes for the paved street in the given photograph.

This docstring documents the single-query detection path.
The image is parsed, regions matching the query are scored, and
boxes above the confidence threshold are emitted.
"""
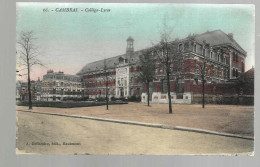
[16,111,253,155]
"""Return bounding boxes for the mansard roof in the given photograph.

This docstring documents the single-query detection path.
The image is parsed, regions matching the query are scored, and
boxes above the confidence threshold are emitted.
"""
[193,30,247,55]
[77,30,247,75]
[76,50,143,75]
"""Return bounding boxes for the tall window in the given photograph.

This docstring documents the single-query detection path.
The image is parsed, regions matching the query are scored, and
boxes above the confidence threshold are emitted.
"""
[232,68,236,77]
[195,60,198,73]
[202,48,206,56]
[236,69,238,77]
[179,43,183,52]
[193,44,197,52]
[178,59,183,72]
[176,78,184,93]
[161,80,167,93]
[242,62,245,72]
[211,65,215,76]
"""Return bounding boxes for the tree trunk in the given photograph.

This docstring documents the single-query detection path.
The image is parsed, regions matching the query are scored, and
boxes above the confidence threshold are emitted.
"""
[106,75,109,110]
[27,61,32,109]
[166,72,172,114]
[147,82,150,106]
[202,77,205,108]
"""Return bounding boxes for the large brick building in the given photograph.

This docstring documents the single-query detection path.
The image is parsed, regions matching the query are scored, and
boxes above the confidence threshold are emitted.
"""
[77,30,247,103]
[41,70,84,101]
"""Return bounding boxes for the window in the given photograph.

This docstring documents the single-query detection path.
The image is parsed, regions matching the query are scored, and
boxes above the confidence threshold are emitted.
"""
[233,68,236,77]
[242,62,245,73]
[236,69,238,77]
[217,53,220,62]
[179,43,183,52]
[161,80,167,93]
[137,88,141,96]
[176,78,184,93]
[194,60,198,73]
[193,44,197,52]
[211,65,215,76]
[202,48,206,56]
[178,59,183,72]
[210,51,213,59]
[218,67,221,77]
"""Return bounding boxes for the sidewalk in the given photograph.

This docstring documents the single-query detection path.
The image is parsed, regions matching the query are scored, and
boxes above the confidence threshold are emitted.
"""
[16,102,254,138]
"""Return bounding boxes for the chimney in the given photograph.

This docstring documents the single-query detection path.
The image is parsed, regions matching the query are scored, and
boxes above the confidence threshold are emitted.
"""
[228,33,234,40]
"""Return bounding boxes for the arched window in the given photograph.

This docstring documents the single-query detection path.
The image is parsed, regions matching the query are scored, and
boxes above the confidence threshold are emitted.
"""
[236,69,238,77]
[179,43,183,52]
[210,51,213,59]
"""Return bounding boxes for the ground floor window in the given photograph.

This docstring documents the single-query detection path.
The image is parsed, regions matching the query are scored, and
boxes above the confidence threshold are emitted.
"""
[137,88,141,96]
[176,78,184,93]
[161,79,167,93]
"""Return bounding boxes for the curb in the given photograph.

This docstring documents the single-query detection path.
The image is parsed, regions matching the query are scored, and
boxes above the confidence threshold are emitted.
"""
[17,109,254,140]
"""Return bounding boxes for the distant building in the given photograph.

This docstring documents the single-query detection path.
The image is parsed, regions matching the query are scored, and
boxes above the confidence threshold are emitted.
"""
[77,30,247,104]
[16,78,42,101]
[41,70,84,101]
[77,36,142,99]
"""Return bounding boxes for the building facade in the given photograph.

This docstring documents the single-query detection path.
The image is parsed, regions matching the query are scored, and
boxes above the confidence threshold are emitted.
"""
[77,30,247,103]
[16,78,42,101]
[41,70,84,101]
[77,36,143,99]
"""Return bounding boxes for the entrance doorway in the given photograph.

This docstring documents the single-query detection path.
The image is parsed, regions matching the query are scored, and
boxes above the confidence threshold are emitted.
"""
[120,88,124,97]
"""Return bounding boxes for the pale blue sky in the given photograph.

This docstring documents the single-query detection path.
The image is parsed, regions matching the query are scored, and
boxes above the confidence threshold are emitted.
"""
[16,3,255,81]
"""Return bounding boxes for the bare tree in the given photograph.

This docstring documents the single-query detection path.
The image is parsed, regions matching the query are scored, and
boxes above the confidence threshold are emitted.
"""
[17,31,44,109]
[104,59,109,110]
[139,49,155,106]
[194,59,209,108]
[96,59,110,110]
[151,26,178,114]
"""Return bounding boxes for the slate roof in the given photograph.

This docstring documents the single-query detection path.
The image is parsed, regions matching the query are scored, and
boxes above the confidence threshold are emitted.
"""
[77,30,246,75]
[193,30,247,55]
[76,50,145,75]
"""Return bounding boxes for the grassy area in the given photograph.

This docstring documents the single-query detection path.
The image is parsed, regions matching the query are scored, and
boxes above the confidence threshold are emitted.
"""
[16,102,254,137]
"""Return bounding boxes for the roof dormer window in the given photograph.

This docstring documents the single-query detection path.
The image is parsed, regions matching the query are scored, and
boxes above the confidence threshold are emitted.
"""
[193,44,197,52]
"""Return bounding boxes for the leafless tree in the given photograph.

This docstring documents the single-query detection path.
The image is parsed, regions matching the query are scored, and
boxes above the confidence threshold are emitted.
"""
[139,49,155,106]
[17,31,44,109]
[151,22,185,114]
[194,59,209,108]
[96,59,110,110]
[103,59,109,110]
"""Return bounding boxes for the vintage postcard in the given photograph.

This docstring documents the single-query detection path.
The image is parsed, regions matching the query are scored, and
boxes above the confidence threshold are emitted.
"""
[16,3,254,155]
